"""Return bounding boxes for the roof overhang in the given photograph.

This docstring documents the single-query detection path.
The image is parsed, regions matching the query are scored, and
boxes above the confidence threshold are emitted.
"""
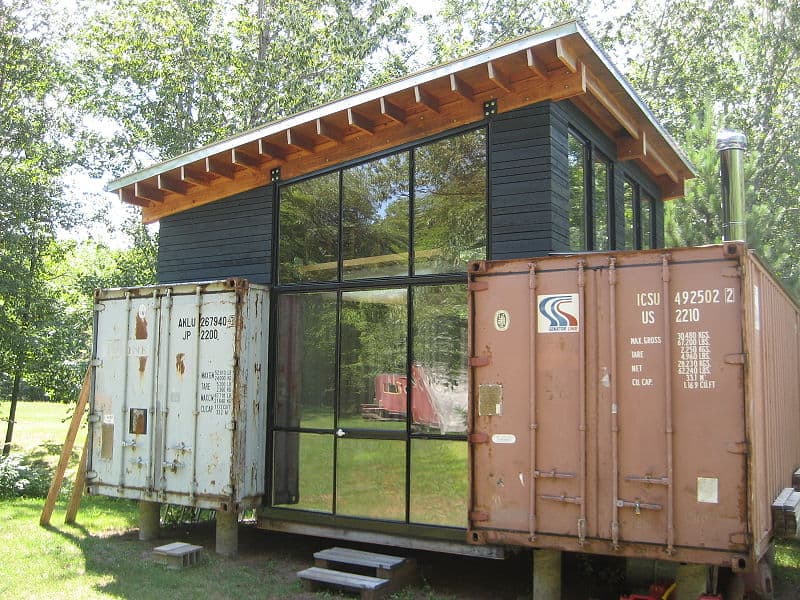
[107,20,696,224]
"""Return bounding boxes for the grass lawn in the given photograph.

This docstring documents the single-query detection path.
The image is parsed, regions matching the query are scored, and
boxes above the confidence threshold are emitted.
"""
[1,400,800,599]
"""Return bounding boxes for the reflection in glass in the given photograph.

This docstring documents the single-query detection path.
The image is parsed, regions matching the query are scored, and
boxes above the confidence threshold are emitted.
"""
[410,440,468,527]
[623,179,635,250]
[641,193,653,249]
[568,133,586,251]
[336,439,406,520]
[339,289,407,429]
[274,292,336,429]
[343,153,409,279]
[273,432,333,513]
[278,171,340,283]
[414,130,487,274]
[593,155,610,250]
[411,285,468,434]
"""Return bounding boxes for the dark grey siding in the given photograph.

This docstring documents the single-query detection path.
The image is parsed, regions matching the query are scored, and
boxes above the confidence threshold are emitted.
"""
[489,102,555,259]
[158,185,272,284]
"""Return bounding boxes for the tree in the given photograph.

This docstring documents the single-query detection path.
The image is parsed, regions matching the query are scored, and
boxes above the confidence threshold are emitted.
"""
[0,0,79,453]
[75,0,412,172]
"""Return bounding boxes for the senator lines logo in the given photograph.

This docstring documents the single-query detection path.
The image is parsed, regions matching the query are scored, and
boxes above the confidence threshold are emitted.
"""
[537,294,580,333]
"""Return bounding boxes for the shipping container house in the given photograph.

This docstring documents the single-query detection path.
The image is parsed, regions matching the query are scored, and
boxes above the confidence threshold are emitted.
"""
[106,20,698,556]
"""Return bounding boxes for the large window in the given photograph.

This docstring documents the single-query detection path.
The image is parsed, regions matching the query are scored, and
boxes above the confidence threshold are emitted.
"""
[622,177,655,250]
[271,127,485,528]
[568,131,612,251]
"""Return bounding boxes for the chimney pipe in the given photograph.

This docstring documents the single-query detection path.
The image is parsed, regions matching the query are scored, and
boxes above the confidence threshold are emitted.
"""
[716,129,747,242]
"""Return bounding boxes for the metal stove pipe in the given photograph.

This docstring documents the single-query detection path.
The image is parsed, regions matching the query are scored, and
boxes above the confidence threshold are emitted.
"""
[716,129,748,242]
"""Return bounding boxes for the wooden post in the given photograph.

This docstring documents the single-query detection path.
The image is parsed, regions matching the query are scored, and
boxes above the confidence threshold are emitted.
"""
[65,438,88,524]
[40,368,90,527]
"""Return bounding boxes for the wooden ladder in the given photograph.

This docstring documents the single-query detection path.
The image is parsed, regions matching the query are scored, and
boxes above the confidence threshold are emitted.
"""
[39,368,90,526]
[297,547,419,600]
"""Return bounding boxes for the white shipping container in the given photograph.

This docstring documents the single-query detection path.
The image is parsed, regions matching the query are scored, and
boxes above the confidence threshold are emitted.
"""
[87,279,269,511]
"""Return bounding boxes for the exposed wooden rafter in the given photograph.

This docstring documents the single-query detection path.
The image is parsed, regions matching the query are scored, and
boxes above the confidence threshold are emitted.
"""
[316,118,346,143]
[134,181,163,203]
[286,128,317,154]
[648,144,679,183]
[379,97,407,124]
[414,85,440,113]
[347,108,375,134]
[181,165,214,186]
[450,74,476,102]
[585,69,639,139]
[157,174,188,195]
[205,156,235,180]
[487,61,512,93]
[119,186,150,208]
[231,148,263,171]
[618,131,647,161]
[556,38,578,73]
[258,139,287,162]
[526,48,548,79]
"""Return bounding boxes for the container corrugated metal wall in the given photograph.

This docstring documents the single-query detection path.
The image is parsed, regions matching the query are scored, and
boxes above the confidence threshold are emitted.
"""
[87,279,269,512]
[467,243,800,569]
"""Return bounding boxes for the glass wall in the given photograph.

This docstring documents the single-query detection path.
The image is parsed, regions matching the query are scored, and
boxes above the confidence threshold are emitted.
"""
[622,177,655,250]
[272,127,484,527]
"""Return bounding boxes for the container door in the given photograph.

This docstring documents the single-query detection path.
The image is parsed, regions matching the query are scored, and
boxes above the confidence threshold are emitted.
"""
[91,293,161,496]
[468,260,586,541]
[158,290,239,505]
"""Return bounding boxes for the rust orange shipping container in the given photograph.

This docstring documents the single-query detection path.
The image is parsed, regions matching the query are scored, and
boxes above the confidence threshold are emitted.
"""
[467,243,800,572]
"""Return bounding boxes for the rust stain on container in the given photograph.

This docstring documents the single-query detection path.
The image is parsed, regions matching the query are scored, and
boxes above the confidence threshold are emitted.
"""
[175,353,186,376]
[467,244,800,568]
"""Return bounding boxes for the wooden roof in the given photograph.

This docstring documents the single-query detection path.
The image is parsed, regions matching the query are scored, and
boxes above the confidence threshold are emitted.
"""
[107,21,695,224]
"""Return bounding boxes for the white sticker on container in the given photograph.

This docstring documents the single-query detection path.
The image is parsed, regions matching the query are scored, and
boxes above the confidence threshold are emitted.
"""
[494,310,510,332]
[697,477,719,504]
[753,285,760,332]
[492,434,517,444]
[103,414,114,424]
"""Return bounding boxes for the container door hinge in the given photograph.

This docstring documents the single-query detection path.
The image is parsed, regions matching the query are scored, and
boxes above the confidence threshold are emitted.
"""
[468,432,489,444]
[470,509,490,522]
[86,471,98,480]
[94,303,106,312]
[87,413,101,424]
[90,358,103,367]
[468,280,489,292]
[226,421,236,431]
[469,355,490,367]
[724,353,746,365]
[727,441,749,455]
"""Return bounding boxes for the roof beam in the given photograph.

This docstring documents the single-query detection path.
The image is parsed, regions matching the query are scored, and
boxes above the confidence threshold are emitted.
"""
[555,38,578,73]
[134,181,163,203]
[120,186,151,208]
[586,68,640,138]
[205,156,235,180]
[413,85,440,113]
[347,108,375,134]
[316,118,346,143]
[648,144,679,183]
[618,131,647,161]
[379,97,407,124]
[450,74,476,102]
[655,175,686,200]
[181,165,214,186]
[286,128,317,153]
[487,61,512,93]
[547,62,587,101]
[231,148,263,171]
[526,48,548,79]
[258,139,287,162]
[157,174,188,195]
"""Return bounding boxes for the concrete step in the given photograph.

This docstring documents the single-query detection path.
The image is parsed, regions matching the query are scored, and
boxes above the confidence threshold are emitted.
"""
[152,542,203,569]
[297,566,389,599]
[300,546,420,599]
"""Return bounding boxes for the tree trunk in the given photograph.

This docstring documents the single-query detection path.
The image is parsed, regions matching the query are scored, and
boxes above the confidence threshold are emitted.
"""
[2,365,23,457]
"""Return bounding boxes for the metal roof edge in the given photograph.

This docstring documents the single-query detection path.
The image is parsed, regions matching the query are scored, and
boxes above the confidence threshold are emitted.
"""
[572,21,697,177]
[105,21,582,192]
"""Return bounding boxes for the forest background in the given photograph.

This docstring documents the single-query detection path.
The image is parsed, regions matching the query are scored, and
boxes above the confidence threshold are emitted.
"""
[1,0,798,450]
